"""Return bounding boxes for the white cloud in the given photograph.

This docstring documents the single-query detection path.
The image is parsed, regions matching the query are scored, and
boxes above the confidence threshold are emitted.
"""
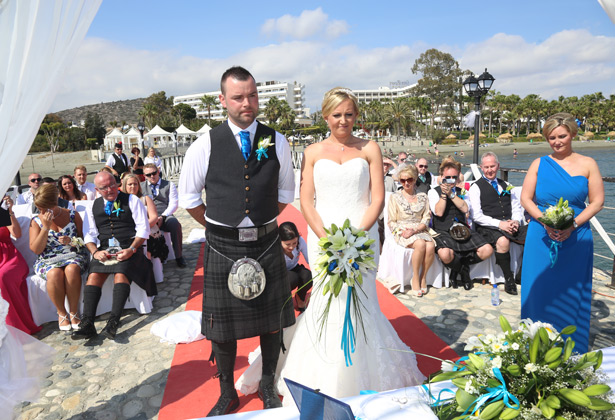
[50,29,615,114]
[261,8,349,40]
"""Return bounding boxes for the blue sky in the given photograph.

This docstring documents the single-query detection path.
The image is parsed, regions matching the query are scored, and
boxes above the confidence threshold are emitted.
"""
[50,0,615,112]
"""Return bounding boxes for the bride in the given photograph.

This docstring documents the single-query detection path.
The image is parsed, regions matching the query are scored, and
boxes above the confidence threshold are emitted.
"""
[236,87,425,402]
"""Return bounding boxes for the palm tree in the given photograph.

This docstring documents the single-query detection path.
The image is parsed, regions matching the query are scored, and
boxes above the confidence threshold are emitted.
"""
[199,95,219,127]
[264,97,282,125]
[278,102,296,131]
[138,104,158,129]
[383,99,410,138]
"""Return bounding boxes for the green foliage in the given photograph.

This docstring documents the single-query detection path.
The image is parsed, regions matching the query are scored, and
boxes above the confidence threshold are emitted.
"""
[431,129,447,144]
[172,103,197,124]
[84,112,106,142]
[86,138,99,149]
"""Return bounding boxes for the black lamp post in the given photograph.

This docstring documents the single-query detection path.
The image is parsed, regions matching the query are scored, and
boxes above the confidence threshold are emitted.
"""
[137,121,145,150]
[172,130,178,155]
[462,68,495,164]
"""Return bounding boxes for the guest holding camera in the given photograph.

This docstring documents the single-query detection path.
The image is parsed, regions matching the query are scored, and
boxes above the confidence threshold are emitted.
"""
[279,222,311,311]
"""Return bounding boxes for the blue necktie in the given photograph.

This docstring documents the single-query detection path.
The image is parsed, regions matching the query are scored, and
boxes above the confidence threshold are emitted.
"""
[151,184,158,197]
[490,179,499,191]
[240,131,251,161]
[104,201,113,215]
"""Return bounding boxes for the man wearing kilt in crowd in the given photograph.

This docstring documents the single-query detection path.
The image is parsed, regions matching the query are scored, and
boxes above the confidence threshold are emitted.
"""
[428,159,493,290]
[469,152,527,296]
[72,171,156,340]
[179,66,295,416]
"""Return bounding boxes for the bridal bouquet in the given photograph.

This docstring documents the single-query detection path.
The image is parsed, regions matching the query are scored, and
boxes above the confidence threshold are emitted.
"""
[314,219,376,366]
[425,316,613,420]
[537,197,575,230]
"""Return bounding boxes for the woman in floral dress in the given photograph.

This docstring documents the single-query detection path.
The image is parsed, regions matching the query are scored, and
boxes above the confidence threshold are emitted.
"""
[29,184,88,331]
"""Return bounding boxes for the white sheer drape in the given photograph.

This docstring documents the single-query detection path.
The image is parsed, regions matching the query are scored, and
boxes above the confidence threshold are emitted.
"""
[0,0,102,195]
[599,0,615,24]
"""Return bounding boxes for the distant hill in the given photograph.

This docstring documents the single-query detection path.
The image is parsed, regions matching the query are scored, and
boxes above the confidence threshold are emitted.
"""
[55,98,146,126]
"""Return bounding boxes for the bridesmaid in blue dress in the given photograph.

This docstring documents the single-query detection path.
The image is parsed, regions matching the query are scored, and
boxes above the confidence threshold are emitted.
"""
[520,113,604,353]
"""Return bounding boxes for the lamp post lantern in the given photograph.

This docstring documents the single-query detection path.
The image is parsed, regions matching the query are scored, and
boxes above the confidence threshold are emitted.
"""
[137,121,145,151]
[172,130,178,155]
[462,68,495,164]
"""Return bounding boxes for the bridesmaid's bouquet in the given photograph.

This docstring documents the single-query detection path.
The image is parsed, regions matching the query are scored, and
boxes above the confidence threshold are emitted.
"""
[314,219,376,366]
[538,197,575,230]
[425,316,614,420]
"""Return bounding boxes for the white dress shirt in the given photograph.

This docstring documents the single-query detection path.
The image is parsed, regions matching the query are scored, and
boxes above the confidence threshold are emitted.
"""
[77,181,97,200]
[148,179,178,217]
[106,153,129,168]
[178,119,295,227]
[16,190,34,205]
[84,194,150,245]
[468,177,524,228]
[144,155,163,172]
[284,236,309,270]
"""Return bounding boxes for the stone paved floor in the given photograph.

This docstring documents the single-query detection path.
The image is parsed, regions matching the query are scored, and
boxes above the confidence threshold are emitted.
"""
[15,190,615,419]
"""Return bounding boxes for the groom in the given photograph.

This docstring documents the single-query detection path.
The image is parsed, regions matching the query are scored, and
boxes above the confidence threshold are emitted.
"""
[178,66,296,416]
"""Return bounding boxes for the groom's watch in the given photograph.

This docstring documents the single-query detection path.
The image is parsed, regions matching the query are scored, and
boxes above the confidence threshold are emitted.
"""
[449,189,457,199]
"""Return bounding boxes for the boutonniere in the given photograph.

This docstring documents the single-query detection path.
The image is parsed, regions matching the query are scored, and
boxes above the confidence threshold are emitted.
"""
[112,201,124,217]
[458,187,468,198]
[255,135,274,161]
[500,184,514,196]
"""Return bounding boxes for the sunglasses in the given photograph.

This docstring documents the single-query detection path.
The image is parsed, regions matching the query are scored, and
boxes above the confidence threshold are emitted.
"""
[418,165,428,169]
[444,176,457,179]
[400,177,414,184]
[29,178,42,183]
[144,172,158,177]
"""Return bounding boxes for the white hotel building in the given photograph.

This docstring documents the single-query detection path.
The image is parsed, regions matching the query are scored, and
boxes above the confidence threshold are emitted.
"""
[353,82,417,104]
[173,80,309,123]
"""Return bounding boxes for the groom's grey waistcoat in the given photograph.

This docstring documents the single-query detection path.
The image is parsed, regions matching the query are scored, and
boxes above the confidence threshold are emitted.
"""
[206,121,279,226]
[141,179,171,216]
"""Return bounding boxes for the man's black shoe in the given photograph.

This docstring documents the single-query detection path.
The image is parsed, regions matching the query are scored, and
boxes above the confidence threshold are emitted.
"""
[505,278,518,295]
[449,271,459,289]
[71,319,97,340]
[461,267,473,291]
[258,383,282,409]
[207,392,240,417]
[101,318,121,339]
[176,257,187,268]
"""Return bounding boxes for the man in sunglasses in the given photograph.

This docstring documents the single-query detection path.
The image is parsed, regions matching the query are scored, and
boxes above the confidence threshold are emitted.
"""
[140,163,186,268]
[469,152,526,295]
[16,173,43,205]
[414,158,436,194]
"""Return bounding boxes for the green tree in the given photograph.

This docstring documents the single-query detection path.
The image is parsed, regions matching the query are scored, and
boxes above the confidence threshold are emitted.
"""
[40,121,65,168]
[84,112,106,143]
[278,102,296,131]
[264,97,282,124]
[199,95,219,127]
[411,48,463,129]
[139,104,158,129]
[140,91,174,127]
[172,103,197,125]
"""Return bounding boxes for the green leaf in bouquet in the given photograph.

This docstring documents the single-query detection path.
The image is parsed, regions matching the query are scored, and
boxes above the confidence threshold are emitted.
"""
[587,397,614,411]
[330,223,338,234]
[430,370,464,382]
[455,388,475,411]
[563,337,575,361]
[317,236,331,248]
[582,384,611,396]
[468,353,485,370]
[560,325,577,335]
[499,407,521,419]
[322,281,330,296]
[332,275,343,297]
[499,316,512,333]
[506,364,521,376]
[558,388,591,407]
[451,377,468,389]
[544,347,563,363]
[538,327,551,345]
[538,400,556,418]
[530,334,540,363]
[548,359,562,369]
[479,400,504,419]
[595,350,603,370]
[342,219,350,230]
[545,395,561,409]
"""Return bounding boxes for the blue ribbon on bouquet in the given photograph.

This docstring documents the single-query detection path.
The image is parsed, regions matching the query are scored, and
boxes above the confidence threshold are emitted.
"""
[341,286,356,367]
[421,384,456,407]
[460,368,519,419]
[548,239,561,267]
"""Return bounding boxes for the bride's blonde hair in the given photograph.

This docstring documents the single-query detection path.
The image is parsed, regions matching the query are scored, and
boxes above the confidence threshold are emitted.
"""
[322,87,359,118]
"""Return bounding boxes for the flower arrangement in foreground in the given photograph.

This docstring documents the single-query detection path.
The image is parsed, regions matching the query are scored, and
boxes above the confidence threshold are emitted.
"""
[313,219,376,366]
[425,316,613,419]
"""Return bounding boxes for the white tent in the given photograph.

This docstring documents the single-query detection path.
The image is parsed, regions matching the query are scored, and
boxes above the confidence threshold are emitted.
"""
[124,127,142,150]
[144,125,172,147]
[175,124,196,145]
[197,123,212,135]
[104,128,124,150]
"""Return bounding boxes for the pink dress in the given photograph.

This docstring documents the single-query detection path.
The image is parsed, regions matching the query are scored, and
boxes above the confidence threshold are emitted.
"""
[0,227,40,334]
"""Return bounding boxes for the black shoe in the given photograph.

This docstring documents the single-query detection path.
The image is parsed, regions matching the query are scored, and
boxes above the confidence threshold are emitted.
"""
[461,267,473,291]
[449,271,459,289]
[176,257,187,268]
[504,278,518,295]
[258,383,282,409]
[207,391,239,417]
[101,317,121,339]
[71,319,97,340]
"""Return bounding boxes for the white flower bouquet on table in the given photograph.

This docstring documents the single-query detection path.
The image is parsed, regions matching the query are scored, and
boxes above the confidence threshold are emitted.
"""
[538,197,575,230]
[425,316,614,420]
[313,219,376,366]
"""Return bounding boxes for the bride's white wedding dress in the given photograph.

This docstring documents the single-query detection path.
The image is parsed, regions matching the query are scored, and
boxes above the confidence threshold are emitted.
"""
[236,158,426,403]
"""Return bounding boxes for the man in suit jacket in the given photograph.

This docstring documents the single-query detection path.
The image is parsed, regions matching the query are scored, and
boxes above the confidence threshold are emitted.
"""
[140,163,185,267]
[179,66,295,416]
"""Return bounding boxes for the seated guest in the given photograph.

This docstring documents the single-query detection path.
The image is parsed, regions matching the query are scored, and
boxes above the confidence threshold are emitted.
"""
[414,158,437,193]
[58,175,84,206]
[29,184,88,331]
[469,152,527,295]
[130,147,145,182]
[16,173,42,205]
[0,195,41,334]
[72,172,155,340]
[74,165,96,200]
[105,143,130,183]
[144,147,163,173]
[122,174,168,262]
[141,163,186,268]
[279,222,311,311]
[29,178,70,214]
[435,156,467,188]
[378,157,398,247]
[387,164,435,297]
[428,159,493,290]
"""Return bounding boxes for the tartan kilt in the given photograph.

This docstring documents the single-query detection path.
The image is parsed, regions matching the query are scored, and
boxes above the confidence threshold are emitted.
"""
[475,224,527,246]
[89,249,157,296]
[202,227,295,342]
[433,229,489,253]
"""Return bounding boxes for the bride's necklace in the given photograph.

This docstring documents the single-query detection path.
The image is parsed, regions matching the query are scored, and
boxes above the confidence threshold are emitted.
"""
[329,137,358,151]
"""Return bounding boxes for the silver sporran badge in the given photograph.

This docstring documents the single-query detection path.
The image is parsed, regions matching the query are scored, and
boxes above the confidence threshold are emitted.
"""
[228,257,266,300]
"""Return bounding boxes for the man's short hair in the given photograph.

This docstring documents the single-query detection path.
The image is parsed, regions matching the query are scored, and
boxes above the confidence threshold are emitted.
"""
[220,66,254,94]
[74,165,87,173]
[481,152,499,164]
[42,177,56,184]
[143,163,158,172]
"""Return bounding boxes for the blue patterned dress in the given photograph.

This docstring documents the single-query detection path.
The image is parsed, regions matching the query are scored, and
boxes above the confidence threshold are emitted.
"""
[33,210,88,279]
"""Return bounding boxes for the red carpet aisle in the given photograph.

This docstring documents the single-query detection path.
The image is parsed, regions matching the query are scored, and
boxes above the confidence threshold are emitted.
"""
[159,206,458,419]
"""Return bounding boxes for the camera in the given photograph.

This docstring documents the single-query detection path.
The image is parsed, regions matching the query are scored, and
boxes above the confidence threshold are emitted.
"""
[443,178,456,184]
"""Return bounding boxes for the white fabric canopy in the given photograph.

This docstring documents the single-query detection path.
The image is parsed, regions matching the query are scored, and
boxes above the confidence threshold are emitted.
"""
[197,123,211,134]
[175,124,195,135]
[144,125,173,147]
[0,0,101,194]
[104,127,124,150]
[599,0,615,23]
